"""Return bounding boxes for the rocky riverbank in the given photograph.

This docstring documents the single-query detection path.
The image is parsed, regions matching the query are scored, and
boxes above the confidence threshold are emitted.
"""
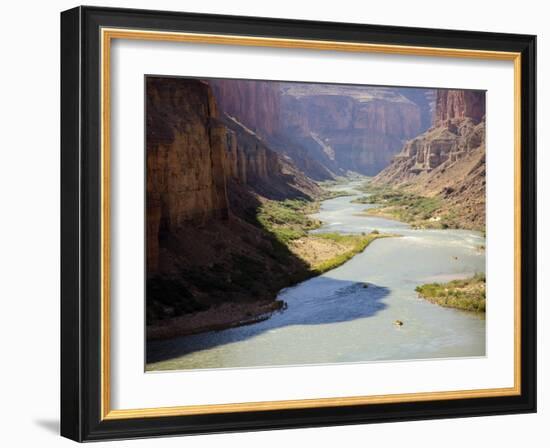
[147,300,287,340]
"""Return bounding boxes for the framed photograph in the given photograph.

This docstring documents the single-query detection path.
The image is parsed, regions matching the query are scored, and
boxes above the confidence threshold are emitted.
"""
[60,6,536,441]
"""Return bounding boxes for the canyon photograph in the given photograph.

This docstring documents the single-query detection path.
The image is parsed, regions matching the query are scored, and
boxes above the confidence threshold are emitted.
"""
[145,76,487,371]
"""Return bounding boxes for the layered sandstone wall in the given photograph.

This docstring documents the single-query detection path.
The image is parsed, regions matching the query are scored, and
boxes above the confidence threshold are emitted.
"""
[146,77,320,274]
[388,118,485,175]
[209,80,434,177]
[281,94,426,174]
[209,79,281,137]
[222,120,274,184]
[146,77,323,326]
[435,90,485,125]
[376,89,486,181]
[373,89,487,228]
[221,114,321,200]
[146,77,229,273]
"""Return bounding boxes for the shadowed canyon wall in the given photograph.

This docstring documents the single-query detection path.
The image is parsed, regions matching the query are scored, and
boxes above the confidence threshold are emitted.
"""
[146,78,229,274]
[147,77,320,275]
[146,77,320,326]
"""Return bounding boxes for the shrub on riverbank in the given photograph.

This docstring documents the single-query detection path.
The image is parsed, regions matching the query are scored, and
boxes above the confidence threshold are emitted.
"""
[320,190,354,200]
[148,182,397,337]
[257,198,321,243]
[257,196,395,276]
[355,181,486,231]
[351,184,468,229]
[415,273,486,312]
[311,232,393,274]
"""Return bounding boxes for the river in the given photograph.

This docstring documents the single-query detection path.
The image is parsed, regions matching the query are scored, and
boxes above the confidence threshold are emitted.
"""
[147,179,486,371]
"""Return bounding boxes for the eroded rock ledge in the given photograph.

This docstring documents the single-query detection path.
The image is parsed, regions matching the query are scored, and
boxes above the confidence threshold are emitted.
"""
[373,90,486,230]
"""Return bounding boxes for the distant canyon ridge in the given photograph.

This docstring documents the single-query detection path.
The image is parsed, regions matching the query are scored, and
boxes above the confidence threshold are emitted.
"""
[209,79,485,228]
[210,79,435,178]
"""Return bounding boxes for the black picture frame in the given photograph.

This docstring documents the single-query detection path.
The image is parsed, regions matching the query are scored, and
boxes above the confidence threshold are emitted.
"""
[61,5,536,442]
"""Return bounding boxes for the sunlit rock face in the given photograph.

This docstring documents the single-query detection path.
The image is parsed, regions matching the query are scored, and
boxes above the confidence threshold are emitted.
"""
[374,89,486,229]
[435,90,485,125]
[376,89,486,178]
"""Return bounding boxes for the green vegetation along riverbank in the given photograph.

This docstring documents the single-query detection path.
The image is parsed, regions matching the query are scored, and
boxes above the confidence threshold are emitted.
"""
[292,231,394,274]
[256,196,394,273]
[415,273,486,313]
[148,186,395,340]
[257,198,322,243]
[354,183,464,230]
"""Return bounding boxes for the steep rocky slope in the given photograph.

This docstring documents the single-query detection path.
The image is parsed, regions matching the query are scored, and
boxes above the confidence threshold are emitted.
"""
[221,114,322,199]
[146,77,320,328]
[373,89,486,229]
[210,78,334,180]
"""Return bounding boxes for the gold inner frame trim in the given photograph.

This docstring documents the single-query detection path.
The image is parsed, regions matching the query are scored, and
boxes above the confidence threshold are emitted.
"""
[100,27,522,421]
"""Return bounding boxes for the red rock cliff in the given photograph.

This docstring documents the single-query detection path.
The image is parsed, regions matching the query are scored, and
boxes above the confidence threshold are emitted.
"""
[209,79,281,137]
[146,78,229,273]
[146,78,320,274]
[220,113,321,200]
[435,90,485,125]
[373,89,486,229]
[377,89,486,177]
[145,77,322,327]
